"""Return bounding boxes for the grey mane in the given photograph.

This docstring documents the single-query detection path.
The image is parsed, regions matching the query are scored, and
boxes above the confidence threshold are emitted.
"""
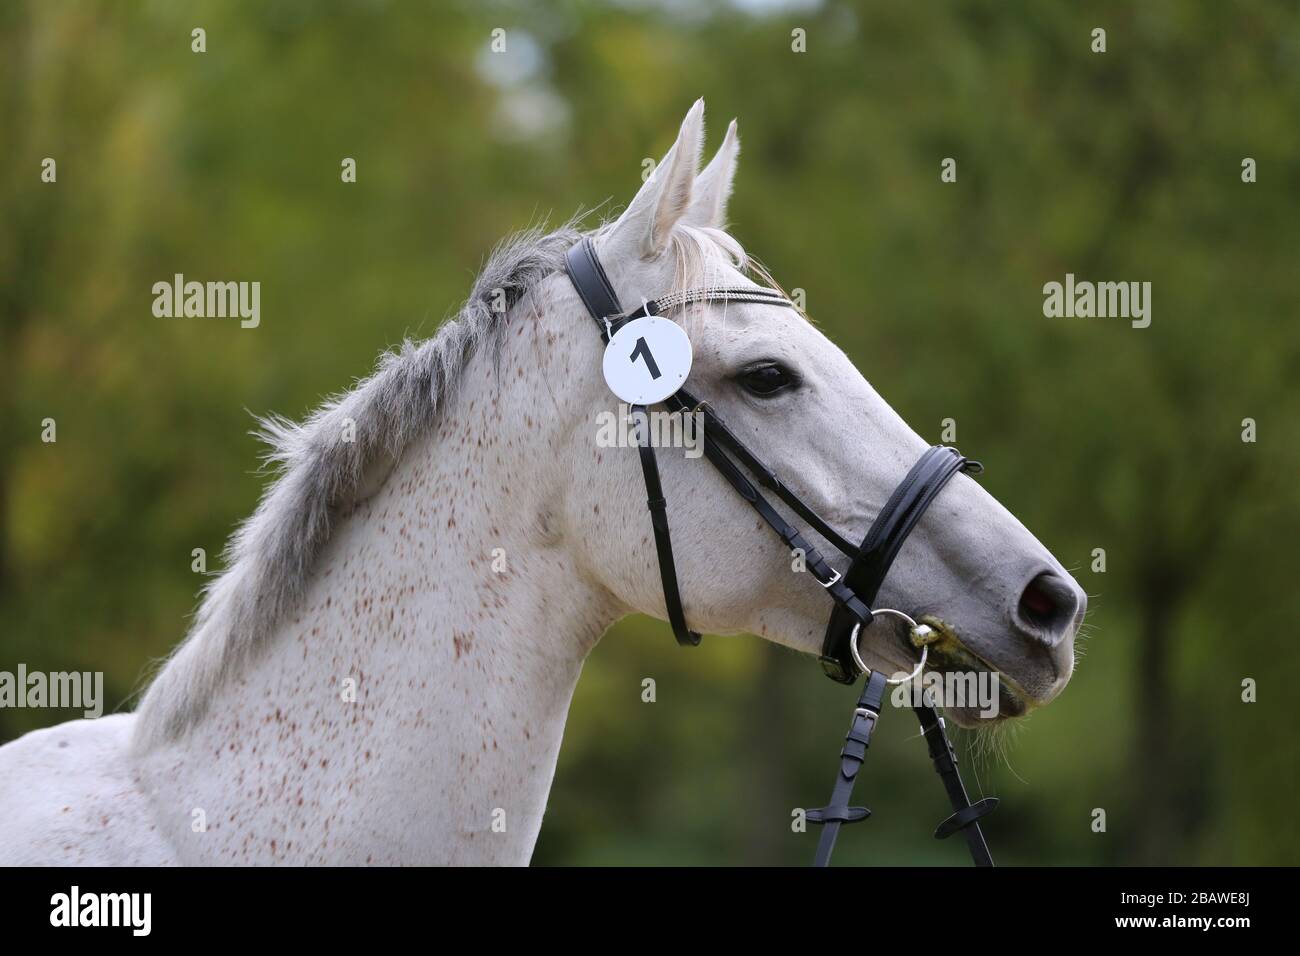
[133,220,583,746]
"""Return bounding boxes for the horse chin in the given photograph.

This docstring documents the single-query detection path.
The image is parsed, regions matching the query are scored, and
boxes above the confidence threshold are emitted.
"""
[915,615,1035,727]
[941,686,1031,728]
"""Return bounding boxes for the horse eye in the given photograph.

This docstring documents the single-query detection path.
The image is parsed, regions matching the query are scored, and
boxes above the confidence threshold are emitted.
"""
[736,362,797,396]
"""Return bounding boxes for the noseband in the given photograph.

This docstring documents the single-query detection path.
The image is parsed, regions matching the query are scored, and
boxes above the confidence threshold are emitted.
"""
[564,237,998,866]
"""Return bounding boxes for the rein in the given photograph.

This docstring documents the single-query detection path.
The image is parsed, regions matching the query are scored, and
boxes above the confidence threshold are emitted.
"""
[564,237,998,866]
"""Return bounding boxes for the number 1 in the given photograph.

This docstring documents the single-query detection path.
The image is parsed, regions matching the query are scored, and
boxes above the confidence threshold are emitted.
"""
[630,337,662,379]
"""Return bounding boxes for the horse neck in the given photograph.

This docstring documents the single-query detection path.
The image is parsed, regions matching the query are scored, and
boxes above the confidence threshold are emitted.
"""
[137,295,622,864]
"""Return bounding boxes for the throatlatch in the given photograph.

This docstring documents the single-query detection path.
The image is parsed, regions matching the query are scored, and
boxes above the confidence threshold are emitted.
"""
[563,235,998,866]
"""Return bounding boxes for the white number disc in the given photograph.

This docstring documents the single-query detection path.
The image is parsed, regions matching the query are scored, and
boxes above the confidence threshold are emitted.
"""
[602,316,693,405]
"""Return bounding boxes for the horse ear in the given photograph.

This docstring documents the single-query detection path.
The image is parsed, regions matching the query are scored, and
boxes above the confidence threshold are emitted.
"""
[684,119,739,229]
[605,99,705,260]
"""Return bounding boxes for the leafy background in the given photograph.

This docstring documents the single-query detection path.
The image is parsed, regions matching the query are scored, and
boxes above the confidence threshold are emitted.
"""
[2,0,1296,865]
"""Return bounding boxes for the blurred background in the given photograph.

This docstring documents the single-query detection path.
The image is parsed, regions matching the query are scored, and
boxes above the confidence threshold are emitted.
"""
[2,0,1297,865]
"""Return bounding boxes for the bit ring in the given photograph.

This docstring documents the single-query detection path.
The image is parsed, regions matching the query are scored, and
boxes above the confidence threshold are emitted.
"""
[850,609,930,686]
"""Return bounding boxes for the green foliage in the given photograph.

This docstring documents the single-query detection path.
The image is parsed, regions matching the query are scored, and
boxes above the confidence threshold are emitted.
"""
[1,0,1296,864]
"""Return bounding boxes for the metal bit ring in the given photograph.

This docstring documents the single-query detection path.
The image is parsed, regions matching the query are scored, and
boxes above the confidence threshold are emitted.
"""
[850,609,930,686]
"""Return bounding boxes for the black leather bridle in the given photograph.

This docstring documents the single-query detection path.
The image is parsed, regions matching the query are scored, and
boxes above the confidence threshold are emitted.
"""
[564,236,998,866]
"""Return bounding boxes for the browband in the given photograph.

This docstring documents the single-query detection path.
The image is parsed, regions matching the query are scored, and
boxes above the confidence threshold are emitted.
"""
[565,236,794,339]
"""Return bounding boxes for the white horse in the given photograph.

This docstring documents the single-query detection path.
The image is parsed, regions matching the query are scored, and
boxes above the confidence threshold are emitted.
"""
[0,101,1084,865]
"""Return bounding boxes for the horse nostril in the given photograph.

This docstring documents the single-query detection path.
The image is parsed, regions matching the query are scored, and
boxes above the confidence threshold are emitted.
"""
[1016,572,1078,642]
